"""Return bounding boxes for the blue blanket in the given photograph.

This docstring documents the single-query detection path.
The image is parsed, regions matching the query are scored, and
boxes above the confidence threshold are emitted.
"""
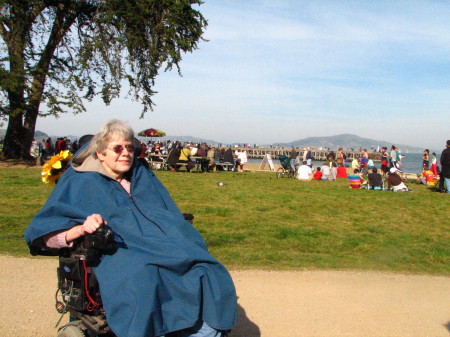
[24,158,237,337]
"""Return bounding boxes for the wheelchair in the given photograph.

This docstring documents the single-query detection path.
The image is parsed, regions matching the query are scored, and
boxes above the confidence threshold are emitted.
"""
[55,214,195,337]
[276,155,296,178]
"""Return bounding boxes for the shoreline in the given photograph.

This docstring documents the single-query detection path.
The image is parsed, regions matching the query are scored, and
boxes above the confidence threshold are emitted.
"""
[242,163,419,179]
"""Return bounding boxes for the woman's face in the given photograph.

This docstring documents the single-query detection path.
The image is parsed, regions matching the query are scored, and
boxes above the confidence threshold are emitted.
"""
[97,137,134,179]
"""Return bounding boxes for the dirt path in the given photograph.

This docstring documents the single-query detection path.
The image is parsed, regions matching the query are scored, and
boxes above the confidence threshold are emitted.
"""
[1,255,449,337]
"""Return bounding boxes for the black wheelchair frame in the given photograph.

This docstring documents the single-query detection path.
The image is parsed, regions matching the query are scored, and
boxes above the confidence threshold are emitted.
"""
[55,214,195,337]
[56,226,115,337]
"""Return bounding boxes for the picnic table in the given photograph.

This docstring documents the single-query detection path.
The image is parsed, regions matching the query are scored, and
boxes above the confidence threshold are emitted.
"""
[191,157,235,172]
[146,153,235,172]
[216,162,234,171]
[147,153,168,170]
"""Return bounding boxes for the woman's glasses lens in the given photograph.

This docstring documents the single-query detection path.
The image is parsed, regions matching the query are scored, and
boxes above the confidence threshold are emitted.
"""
[111,145,135,153]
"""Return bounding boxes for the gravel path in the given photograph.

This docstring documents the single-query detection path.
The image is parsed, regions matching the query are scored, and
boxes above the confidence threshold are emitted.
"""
[1,255,449,337]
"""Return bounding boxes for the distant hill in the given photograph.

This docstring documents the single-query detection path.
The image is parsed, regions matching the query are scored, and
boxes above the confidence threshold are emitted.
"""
[0,129,46,138]
[137,135,222,146]
[34,130,48,138]
[275,134,423,153]
[0,130,422,152]
[0,129,79,141]
[0,129,50,138]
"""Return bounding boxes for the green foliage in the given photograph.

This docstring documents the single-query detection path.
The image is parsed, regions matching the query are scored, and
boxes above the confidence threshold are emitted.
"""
[1,0,206,116]
[2,168,449,275]
[0,0,207,158]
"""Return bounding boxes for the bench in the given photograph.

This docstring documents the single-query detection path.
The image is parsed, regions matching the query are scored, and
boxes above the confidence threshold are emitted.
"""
[216,162,235,171]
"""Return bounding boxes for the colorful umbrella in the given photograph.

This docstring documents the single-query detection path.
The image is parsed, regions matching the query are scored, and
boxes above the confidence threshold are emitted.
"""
[137,128,166,137]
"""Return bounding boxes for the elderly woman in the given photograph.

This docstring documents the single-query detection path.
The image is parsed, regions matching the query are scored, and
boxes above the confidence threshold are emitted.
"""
[25,120,237,337]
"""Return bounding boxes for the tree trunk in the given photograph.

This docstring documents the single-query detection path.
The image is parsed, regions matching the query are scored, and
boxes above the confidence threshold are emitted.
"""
[2,3,75,159]
[3,86,47,160]
[3,114,29,159]
[3,39,29,159]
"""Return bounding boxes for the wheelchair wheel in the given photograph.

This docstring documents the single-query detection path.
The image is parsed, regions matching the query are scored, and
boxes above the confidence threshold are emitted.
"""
[57,324,86,337]
[288,169,295,179]
[276,168,285,178]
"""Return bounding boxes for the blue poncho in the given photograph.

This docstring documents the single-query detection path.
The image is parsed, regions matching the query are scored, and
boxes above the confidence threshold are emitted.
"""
[24,153,237,337]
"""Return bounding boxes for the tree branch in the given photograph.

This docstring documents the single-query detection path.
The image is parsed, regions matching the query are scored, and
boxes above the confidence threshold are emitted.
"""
[27,3,78,112]
[0,21,10,43]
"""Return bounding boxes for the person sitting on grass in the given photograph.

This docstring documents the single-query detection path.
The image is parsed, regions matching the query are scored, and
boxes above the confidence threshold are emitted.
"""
[348,169,364,189]
[297,161,313,180]
[420,169,437,186]
[337,163,347,178]
[329,162,338,180]
[387,167,411,192]
[320,163,331,180]
[368,167,383,190]
[313,166,323,180]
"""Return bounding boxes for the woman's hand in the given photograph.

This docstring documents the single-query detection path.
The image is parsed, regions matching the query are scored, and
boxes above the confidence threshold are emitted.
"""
[65,214,108,244]
[80,214,107,235]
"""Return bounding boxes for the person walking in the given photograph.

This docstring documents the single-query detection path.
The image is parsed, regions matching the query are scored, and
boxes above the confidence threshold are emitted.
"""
[337,148,345,166]
[390,145,398,169]
[305,147,313,167]
[289,147,298,173]
[422,149,430,170]
[439,140,450,193]
[380,147,390,175]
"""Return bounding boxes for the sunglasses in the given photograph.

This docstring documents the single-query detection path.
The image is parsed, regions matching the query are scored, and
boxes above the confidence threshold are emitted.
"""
[108,144,135,154]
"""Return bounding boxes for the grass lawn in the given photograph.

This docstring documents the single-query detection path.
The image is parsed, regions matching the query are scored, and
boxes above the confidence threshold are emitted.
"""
[1,167,449,275]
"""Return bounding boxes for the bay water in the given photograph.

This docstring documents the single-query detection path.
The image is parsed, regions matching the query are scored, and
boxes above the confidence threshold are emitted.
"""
[248,152,441,174]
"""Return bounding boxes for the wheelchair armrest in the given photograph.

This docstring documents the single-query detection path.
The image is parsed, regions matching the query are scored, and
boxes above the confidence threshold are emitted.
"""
[182,213,194,224]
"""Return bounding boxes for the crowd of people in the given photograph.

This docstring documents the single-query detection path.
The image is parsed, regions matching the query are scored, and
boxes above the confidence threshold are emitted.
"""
[29,135,450,193]
[419,142,450,192]
[30,136,80,159]
[30,136,252,173]
[141,140,248,172]
[289,142,450,193]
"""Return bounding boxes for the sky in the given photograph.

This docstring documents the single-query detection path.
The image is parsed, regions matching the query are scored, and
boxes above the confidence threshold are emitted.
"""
[35,0,450,149]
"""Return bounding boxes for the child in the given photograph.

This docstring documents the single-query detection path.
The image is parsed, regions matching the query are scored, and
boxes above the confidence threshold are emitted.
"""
[430,152,439,176]
[348,169,364,189]
[313,166,323,180]
[337,163,347,178]
[421,169,437,186]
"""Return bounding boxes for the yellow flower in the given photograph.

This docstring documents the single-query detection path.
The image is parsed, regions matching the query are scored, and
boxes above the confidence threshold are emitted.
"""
[59,150,72,161]
[41,150,73,184]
